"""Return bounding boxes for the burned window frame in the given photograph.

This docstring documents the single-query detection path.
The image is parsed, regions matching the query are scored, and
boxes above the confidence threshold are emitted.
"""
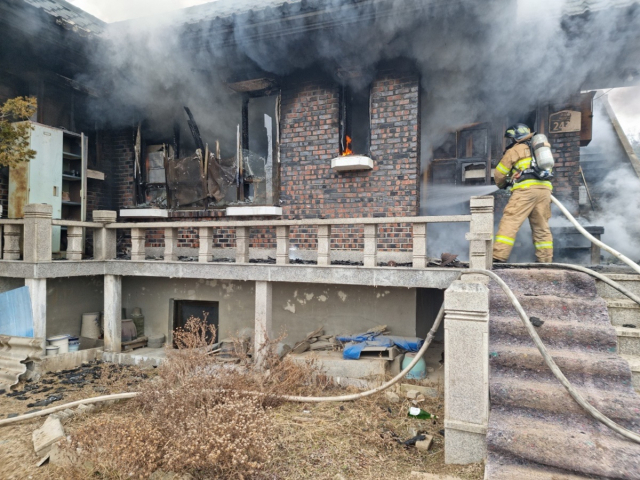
[339,84,372,156]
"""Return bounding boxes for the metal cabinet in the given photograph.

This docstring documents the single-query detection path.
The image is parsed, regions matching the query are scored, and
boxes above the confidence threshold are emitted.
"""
[8,122,87,255]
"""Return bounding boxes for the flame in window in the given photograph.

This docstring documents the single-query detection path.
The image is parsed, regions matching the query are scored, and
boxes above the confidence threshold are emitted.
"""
[342,135,353,156]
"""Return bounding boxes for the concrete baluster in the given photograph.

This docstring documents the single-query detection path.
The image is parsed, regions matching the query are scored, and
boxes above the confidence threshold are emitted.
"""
[466,196,495,271]
[66,226,83,260]
[412,223,427,268]
[3,224,22,260]
[199,227,213,262]
[23,204,52,263]
[317,225,331,266]
[130,228,146,261]
[164,227,179,261]
[92,211,117,261]
[363,224,377,267]
[236,226,250,263]
[444,280,489,464]
[276,226,290,264]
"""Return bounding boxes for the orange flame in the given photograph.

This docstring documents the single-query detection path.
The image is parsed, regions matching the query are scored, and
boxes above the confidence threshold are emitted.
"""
[342,135,353,156]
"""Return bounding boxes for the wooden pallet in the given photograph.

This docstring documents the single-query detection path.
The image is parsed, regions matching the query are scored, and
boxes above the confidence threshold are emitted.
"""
[122,336,148,351]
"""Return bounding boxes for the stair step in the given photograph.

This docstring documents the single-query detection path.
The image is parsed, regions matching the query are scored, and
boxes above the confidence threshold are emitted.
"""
[617,326,640,356]
[486,451,601,480]
[597,274,640,299]
[607,298,640,327]
[493,269,598,298]
[621,355,640,393]
[490,371,640,426]
[488,407,640,479]
[491,294,610,327]
[489,343,633,389]
[490,314,617,352]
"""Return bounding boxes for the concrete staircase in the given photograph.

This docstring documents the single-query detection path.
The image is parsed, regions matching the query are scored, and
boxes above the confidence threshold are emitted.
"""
[486,268,640,480]
[596,274,640,392]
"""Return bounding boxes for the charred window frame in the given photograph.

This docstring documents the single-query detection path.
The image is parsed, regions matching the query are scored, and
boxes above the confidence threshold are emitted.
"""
[339,85,371,156]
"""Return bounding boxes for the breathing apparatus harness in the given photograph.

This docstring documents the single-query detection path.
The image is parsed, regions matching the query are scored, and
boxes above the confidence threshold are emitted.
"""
[506,133,555,187]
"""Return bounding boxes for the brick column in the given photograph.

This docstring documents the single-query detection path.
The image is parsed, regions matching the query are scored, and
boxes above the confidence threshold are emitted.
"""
[444,280,489,464]
[23,204,52,263]
[93,211,117,260]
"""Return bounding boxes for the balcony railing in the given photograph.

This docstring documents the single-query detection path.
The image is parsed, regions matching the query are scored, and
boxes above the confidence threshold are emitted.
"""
[1,197,494,270]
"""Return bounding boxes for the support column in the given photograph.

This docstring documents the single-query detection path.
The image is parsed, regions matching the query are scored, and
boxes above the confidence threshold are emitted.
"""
[3,224,21,260]
[23,204,52,263]
[363,224,377,267]
[25,278,47,354]
[164,228,179,261]
[199,227,213,262]
[66,226,83,260]
[444,280,489,464]
[130,228,146,261]
[412,223,427,268]
[317,225,331,266]
[93,211,117,261]
[467,196,494,271]
[254,281,273,367]
[104,275,122,353]
[276,226,290,265]
[236,226,250,263]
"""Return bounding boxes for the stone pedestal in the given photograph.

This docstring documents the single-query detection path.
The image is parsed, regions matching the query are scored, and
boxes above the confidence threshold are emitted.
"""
[467,196,494,272]
[444,280,489,465]
[23,204,52,263]
[254,281,273,367]
[412,223,427,268]
[104,275,122,353]
[93,211,117,261]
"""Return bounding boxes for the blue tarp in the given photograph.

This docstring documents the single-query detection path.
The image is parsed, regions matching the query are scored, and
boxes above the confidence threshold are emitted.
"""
[337,332,424,360]
[0,286,34,337]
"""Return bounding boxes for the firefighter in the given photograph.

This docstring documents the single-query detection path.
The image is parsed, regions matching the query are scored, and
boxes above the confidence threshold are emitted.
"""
[493,123,553,263]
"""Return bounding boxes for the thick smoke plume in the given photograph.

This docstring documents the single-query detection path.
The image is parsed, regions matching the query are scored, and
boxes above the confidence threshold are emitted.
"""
[78,0,640,261]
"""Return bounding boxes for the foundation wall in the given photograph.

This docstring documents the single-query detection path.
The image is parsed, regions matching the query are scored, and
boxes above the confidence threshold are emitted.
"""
[46,276,104,338]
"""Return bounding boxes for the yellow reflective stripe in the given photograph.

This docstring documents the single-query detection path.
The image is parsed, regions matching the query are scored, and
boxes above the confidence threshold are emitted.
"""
[535,242,553,250]
[495,162,510,175]
[511,179,553,191]
[514,157,532,171]
[495,235,515,246]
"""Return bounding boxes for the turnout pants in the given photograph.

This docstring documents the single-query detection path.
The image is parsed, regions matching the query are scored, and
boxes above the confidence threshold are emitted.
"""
[493,187,553,263]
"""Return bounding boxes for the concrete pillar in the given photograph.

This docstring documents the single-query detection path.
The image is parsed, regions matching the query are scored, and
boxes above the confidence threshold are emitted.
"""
[254,281,273,366]
[23,204,52,263]
[467,196,494,271]
[3,224,22,260]
[317,225,331,266]
[412,223,427,268]
[66,226,83,260]
[444,280,489,465]
[236,226,250,263]
[130,228,146,261]
[25,278,47,354]
[164,228,179,261]
[104,275,122,353]
[276,226,290,265]
[363,224,377,267]
[93,211,117,261]
[199,227,213,262]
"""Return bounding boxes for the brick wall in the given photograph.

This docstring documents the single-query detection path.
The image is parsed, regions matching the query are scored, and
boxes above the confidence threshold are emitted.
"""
[548,130,581,212]
[102,67,422,256]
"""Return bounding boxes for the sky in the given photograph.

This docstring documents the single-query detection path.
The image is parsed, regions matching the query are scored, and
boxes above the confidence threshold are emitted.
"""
[66,0,214,22]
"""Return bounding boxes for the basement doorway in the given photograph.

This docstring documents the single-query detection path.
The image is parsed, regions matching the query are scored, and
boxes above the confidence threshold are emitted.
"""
[172,300,219,346]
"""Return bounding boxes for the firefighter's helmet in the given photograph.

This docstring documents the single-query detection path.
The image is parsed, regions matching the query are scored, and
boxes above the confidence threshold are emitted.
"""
[505,123,531,143]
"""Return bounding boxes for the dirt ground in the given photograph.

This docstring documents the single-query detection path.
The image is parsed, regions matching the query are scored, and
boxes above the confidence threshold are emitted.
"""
[0,362,484,480]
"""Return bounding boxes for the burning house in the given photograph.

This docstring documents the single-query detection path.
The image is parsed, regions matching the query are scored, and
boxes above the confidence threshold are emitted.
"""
[2,0,640,473]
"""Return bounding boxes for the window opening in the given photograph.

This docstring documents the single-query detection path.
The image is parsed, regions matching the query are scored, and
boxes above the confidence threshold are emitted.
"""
[173,300,219,346]
[339,85,371,156]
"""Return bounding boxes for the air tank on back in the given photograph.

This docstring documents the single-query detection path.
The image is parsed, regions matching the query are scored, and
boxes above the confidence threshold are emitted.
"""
[531,133,554,171]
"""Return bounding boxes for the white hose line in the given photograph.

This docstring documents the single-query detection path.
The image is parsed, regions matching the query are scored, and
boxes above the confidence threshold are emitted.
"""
[506,262,640,307]
[472,268,640,444]
[551,195,640,275]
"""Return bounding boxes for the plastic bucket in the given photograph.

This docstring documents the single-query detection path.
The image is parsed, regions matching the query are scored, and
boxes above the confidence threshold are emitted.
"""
[46,345,60,356]
[402,352,427,380]
[47,335,69,354]
[68,336,80,352]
